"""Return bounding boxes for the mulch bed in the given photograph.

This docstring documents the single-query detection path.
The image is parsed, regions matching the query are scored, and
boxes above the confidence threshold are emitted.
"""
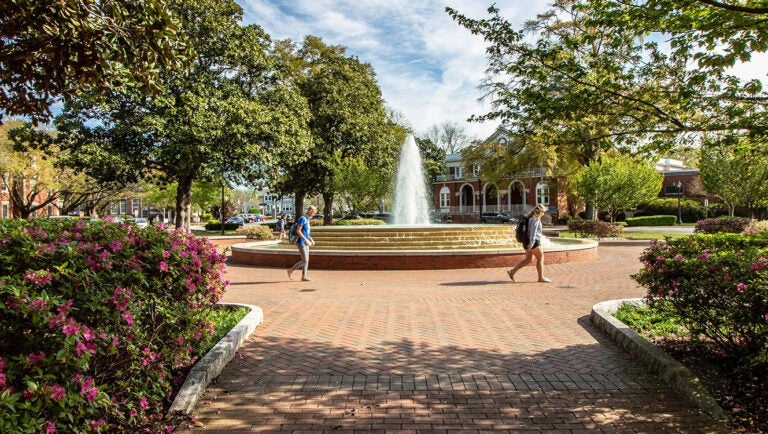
[653,337,767,433]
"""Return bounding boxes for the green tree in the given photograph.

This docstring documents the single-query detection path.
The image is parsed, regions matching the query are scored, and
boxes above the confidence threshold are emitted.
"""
[280,36,397,224]
[1,0,193,124]
[54,0,312,230]
[414,136,447,184]
[575,154,663,222]
[332,153,392,216]
[0,121,61,218]
[699,137,768,217]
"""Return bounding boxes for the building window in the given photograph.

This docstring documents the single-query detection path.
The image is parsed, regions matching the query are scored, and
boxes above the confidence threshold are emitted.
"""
[536,182,549,205]
[2,203,8,218]
[439,187,451,208]
[47,204,54,216]
[119,200,126,215]
[473,164,480,177]
[456,166,462,179]
[1,180,7,192]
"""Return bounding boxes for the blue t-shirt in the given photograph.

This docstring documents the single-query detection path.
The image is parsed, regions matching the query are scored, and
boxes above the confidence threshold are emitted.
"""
[276,218,285,231]
[296,215,310,246]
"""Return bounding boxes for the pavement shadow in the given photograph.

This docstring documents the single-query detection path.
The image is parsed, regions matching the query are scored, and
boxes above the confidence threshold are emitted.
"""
[179,328,727,432]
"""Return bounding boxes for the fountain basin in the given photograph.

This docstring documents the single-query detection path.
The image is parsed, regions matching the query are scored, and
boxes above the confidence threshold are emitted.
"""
[230,225,598,270]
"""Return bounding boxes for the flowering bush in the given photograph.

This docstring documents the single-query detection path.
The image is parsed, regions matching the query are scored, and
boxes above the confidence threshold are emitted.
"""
[743,220,768,237]
[694,216,751,234]
[633,234,768,367]
[0,218,228,432]
[566,220,623,238]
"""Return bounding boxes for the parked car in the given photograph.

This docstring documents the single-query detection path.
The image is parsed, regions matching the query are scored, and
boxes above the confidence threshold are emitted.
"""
[225,216,245,226]
[312,214,324,220]
[480,213,517,224]
[132,218,148,229]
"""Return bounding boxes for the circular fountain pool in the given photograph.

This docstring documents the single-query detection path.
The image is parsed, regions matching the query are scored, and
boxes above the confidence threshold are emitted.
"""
[230,224,598,270]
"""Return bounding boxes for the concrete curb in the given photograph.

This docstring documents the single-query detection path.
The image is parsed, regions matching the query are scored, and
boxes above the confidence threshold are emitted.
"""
[168,303,263,415]
[591,298,724,418]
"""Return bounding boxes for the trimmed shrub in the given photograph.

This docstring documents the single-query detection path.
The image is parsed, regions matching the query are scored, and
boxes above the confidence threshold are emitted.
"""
[633,234,768,367]
[203,222,242,231]
[0,218,227,432]
[235,224,274,240]
[566,220,623,238]
[332,218,385,226]
[625,215,678,227]
[694,216,751,234]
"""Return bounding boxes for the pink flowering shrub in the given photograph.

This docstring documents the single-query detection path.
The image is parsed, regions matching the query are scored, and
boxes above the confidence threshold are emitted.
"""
[566,220,623,239]
[633,234,768,367]
[694,216,751,234]
[0,218,227,432]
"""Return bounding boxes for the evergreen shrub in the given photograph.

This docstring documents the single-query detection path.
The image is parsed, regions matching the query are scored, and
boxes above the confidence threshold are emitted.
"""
[625,215,677,226]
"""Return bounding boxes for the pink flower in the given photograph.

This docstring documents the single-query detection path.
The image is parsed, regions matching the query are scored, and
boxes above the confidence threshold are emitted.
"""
[673,254,683,262]
[749,263,764,271]
[28,351,45,366]
[162,250,171,258]
[31,298,48,311]
[736,283,747,292]
[46,421,56,434]
[697,253,711,260]
[724,274,731,282]
[139,396,148,409]
[121,311,134,327]
[62,320,80,337]
[48,384,66,401]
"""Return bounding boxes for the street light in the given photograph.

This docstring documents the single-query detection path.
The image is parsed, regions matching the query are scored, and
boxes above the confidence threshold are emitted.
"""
[676,181,683,225]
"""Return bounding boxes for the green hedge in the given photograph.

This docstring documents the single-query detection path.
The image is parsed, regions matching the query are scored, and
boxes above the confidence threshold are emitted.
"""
[203,222,242,231]
[625,215,678,226]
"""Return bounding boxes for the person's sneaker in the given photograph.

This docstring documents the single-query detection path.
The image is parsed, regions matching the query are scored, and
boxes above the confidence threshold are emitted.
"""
[286,270,293,280]
[302,276,312,281]
[539,277,552,283]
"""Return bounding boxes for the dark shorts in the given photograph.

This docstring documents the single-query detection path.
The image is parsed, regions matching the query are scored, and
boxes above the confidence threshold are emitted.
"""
[526,240,541,249]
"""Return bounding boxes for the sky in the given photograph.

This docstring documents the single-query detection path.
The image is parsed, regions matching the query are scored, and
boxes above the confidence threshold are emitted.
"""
[237,0,550,141]
[237,1,768,143]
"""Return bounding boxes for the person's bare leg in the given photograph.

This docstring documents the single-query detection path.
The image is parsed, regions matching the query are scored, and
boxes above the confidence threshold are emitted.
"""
[532,246,550,282]
[508,250,532,281]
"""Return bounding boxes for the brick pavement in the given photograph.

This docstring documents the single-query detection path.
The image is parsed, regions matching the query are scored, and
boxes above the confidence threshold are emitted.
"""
[179,240,727,433]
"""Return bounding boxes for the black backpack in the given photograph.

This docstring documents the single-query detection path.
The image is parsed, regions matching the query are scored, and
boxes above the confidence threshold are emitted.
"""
[288,222,299,244]
[515,216,528,243]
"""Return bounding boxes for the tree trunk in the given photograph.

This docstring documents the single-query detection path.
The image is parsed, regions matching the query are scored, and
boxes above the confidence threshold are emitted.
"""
[176,175,194,231]
[294,191,305,222]
[322,192,333,225]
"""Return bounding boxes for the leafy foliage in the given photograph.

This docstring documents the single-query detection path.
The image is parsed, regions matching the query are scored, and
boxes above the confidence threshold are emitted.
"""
[0,218,227,432]
[633,234,768,367]
[575,155,663,222]
[566,220,623,238]
[694,216,752,234]
[0,0,193,124]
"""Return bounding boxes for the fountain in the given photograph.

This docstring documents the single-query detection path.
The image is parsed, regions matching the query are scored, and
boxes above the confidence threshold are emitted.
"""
[392,135,430,225]
[230,135,597,270]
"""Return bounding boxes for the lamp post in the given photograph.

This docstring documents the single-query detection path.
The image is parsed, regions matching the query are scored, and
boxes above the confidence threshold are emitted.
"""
[676,181,683,225]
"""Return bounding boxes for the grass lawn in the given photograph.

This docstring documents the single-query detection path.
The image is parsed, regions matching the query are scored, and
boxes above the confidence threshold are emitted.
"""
[558,230,690,240]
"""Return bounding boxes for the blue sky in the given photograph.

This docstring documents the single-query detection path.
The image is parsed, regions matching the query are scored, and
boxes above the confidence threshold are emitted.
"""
[237,0,550,141]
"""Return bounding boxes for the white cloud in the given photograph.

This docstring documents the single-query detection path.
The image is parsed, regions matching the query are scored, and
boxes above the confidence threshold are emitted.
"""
[237,0,546,140]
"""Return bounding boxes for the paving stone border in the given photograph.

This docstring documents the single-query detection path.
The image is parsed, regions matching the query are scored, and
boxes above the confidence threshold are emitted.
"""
[168,303,263,415]
[591,298,725,418]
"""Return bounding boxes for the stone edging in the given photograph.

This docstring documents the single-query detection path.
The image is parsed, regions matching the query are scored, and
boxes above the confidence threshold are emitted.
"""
[168,303,264,415]
[591,298,724,418]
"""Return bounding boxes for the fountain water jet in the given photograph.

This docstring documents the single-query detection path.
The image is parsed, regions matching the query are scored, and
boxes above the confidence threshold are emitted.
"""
[392,135,430,225]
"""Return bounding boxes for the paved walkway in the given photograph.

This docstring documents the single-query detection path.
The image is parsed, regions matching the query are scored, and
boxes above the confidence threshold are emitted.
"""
[181,239,726,433]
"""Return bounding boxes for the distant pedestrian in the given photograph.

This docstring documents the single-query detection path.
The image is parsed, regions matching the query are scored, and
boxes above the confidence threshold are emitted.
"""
[287,205,317,282]
[507,204,551,283]
[276,214,286,240]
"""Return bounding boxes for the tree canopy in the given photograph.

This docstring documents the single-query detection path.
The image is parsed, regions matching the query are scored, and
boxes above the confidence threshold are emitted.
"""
[1,0,193,124]
[54,0,312,230]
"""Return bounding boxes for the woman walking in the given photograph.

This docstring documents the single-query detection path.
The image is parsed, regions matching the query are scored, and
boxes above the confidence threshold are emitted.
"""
[507,204,551,283]
[287,205,317,282]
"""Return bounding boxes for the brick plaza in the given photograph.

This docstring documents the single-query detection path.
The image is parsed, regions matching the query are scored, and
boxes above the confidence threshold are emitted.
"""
[181,239,727,433]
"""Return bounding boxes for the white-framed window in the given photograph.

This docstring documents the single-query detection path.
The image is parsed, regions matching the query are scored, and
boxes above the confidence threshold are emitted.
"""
[536,181,550,206]
[473,164,480,177]
[119,200,126,215]
[1,179,7,192]
[439,187,451,208]
[2,203,8,218]
[456,166,462,179]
